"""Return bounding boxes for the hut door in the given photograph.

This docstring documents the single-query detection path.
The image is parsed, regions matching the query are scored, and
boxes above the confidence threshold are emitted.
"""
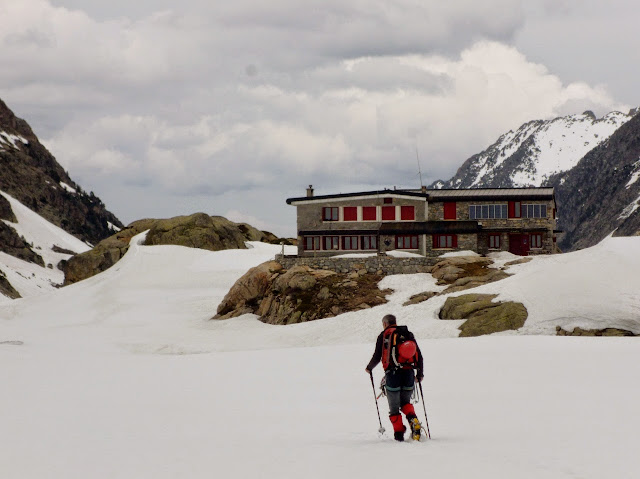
[509,234,530,256]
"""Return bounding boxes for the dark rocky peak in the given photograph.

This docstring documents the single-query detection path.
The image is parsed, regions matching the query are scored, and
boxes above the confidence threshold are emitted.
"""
[0,97,123,245]
[550,110,640,251]
[0,98,37,142]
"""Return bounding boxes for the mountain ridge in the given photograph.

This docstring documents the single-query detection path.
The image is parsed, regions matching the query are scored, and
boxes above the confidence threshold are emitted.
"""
[431,108,640,250]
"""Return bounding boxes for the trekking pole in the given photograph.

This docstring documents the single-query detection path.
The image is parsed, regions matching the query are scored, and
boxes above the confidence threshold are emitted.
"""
[369,371,386,434]
[418,381,431,439]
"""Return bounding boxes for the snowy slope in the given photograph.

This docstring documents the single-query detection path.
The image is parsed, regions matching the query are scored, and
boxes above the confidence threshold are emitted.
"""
[442,110,633,189]
[0,190,90,300]
[513,111,630,185]
[1,236,639,478]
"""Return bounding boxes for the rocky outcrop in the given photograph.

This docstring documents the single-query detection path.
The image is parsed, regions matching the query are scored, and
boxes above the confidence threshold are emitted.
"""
[556,326,637,337]
[144,214,250,250]
[62,214,289,285]
[439,293,528,337]
[0,221,44,266]
[403,291,438,306]
[431,256,511,294]
[0,269,21,299]
[401,256,514,307]
[214,261,390,324]
[0,194,16,222]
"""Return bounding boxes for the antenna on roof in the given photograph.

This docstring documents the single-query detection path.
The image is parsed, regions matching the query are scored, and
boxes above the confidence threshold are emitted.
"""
[416,146,425,190]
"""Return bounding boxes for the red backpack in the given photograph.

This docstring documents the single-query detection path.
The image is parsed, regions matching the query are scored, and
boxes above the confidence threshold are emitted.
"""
[381,325,419,370]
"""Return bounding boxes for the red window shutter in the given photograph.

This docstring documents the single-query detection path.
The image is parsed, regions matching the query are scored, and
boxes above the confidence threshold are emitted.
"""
[452,234,458,248]
[362,206,376,221]
[343,207,357,221]
[508,201,521,218]
[444,202,456,220]
[382,206,395,221]
[401,205,415,221]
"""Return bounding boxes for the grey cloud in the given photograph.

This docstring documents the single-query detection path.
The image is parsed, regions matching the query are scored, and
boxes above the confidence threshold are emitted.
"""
[1,0,632,235]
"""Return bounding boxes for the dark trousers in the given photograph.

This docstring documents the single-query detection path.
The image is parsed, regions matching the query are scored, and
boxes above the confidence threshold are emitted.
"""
[385,368,415,416]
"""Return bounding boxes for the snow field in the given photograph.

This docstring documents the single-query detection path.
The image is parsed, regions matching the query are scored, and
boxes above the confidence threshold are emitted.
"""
[2,338,638,478]
[2,230,640,478]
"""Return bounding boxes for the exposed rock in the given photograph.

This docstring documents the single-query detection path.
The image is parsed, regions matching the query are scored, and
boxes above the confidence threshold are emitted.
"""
[430,256,512,294]
[0,194,16,222]
[403,291,438,306]
[216,261,283,318]
[0,268,21,299]
[0,221,44,266]
[439,293,528,337]
[503,257,533,267]
[213,260,390,324]
[273,266,316,292]
[440,294,500,319]
[52,245,76,255]
[431,256,493,283]
[145,214,248,250]
[556,326,637,337]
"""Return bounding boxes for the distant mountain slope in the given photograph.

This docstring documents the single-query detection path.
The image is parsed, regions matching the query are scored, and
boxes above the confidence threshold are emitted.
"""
[549,112,640,251]
[0,191,91,300]
[0,98,123,245]
[431,109,640,251]
[433,110,634,189]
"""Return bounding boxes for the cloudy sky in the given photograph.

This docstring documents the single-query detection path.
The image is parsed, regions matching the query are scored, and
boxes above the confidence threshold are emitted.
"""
[0,0,637,236]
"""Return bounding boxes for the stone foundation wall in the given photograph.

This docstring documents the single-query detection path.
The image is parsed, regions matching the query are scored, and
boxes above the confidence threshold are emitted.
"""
[275,254,437,275]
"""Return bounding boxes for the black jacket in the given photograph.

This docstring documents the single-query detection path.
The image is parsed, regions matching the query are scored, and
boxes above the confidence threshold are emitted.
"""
[367,325,424,379]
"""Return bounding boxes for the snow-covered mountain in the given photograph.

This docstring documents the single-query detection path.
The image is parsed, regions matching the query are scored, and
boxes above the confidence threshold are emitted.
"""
[1,234,639,478]
[0,190,91,300]
[434,110,634,189]
[432,108,640,251]
[0,97,123,297]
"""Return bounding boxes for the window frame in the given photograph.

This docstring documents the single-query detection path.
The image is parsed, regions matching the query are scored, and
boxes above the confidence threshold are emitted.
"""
[433,234,457,249]
[469,204,508,219]
[303,236,321,251]
[488,233,501,249]
[530,233,543,249]
[396,235,419,250]
[522,204,547,219]
[323,236,340,250]
[323,207,339,221]
[342,236,359,250]
[361,235,377,250]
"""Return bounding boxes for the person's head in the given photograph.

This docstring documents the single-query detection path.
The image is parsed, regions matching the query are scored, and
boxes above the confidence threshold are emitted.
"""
[382,314,396,329]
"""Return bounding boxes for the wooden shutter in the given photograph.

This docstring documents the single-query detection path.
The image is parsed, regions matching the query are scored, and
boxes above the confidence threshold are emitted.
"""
[343,207,357,221]
[443,202,456,220]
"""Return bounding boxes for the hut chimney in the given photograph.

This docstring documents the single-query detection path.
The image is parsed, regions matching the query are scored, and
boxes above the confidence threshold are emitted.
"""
[306,185,314,197]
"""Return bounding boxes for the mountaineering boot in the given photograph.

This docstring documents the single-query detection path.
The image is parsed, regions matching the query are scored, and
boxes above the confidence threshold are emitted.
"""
[400,404,421,441]
[389,414,406,442]
[408,416,422,441]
